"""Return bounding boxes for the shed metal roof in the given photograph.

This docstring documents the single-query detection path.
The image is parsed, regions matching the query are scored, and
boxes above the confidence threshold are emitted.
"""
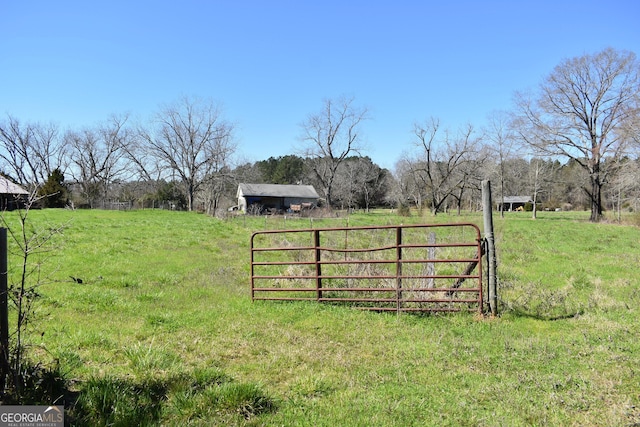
[0,176,28,195]
[502,196,533,203]
[238,183,319,199]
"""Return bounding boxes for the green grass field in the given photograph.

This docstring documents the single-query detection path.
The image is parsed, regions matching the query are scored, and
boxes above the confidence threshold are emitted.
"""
[3,208,640,426]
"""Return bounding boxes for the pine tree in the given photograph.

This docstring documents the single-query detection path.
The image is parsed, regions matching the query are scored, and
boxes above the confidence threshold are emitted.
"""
[38,169,68,208]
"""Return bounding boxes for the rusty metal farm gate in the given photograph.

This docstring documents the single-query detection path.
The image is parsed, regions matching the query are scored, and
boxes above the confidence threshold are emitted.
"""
[251,223,485,313]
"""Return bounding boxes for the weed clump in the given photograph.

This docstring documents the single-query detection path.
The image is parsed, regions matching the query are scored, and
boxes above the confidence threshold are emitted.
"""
[70,369,277,425]
[396,204,411,217]
[0,360,69,405]
[500,280,585,320]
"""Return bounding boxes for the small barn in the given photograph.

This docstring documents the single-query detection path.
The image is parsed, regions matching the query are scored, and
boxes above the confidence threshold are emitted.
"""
[0,176,29,210]
[498,196,534,212]
[236,183,320,213]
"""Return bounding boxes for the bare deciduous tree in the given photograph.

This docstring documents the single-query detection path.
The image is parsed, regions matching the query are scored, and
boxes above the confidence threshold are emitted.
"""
[332,157,388,211]
[300,96,369,207]
[408,118,481,215]
[393,157,422,210]
[606,157,640,220]
[122,132,164,184]
[449,147,488,215]
[485,111,519,217]
[0,115,65,186]
[350,157,390,212]
[528,156,557,219]
[139,97,235,212]
[514,48,640,222]
[66,115,131,207]
[30,122,66,184]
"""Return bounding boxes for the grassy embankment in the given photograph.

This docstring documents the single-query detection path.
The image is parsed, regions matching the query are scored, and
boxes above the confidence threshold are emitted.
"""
[4,208,640,426]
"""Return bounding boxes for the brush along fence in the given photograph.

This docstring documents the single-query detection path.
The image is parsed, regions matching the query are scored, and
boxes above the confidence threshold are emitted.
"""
[251,223,484,313]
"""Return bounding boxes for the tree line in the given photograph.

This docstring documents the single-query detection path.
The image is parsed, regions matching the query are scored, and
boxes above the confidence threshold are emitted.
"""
[1,48,639,221]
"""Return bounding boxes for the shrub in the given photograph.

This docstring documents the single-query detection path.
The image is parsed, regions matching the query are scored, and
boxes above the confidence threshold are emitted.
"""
[397,204,411,217]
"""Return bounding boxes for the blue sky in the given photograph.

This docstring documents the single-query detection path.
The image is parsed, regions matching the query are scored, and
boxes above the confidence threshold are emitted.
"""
[1,1,638,169]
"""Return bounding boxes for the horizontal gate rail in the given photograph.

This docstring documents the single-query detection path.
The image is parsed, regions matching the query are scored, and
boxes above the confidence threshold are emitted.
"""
[251,223,484,313]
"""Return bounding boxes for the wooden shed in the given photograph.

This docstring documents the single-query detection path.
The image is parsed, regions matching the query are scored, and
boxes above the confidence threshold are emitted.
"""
[498,196,533,212]
[0,176,29,210]
[236,183,320,214]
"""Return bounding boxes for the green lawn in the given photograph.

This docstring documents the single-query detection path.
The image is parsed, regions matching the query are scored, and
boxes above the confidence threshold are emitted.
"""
[4,208,640,426]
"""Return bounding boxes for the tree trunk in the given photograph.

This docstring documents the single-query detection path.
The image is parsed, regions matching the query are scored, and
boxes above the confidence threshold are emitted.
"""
[187,183,194,212]
[589,170,603,222]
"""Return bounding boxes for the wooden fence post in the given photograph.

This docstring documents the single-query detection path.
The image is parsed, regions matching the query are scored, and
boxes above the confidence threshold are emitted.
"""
[482,181,498,315]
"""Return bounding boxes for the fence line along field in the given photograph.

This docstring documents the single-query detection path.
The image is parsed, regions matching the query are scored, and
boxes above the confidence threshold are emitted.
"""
[3,208,640,425]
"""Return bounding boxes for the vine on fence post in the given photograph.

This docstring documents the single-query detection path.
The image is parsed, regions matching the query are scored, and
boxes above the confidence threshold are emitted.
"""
[482,180,498,316]
[0,227,9,395]
[0,193,66,403]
